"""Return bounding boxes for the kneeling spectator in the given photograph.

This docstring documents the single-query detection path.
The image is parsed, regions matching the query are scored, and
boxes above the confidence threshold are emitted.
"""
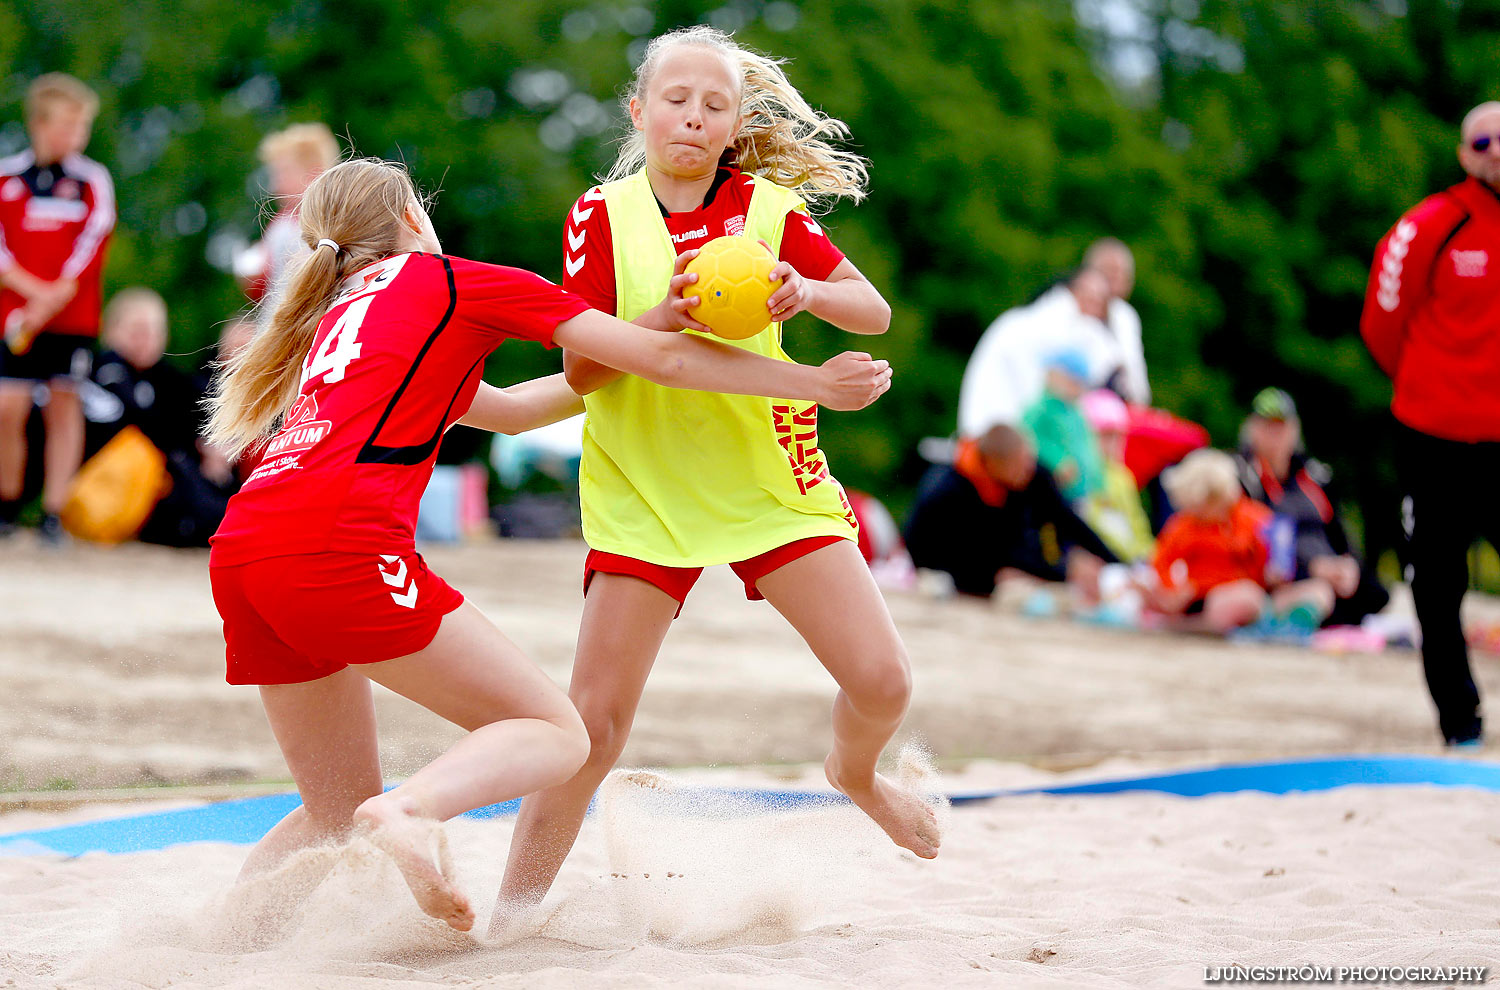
[86,288,235,546]
[1152,448,1334,634]
[1236,388,1390,626]
[904,423,1117,598]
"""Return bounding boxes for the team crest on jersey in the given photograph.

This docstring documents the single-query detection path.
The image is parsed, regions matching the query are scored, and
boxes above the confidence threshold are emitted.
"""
[332,253,410,306]
[1452,250,1488,278]
[1,178,23,201]
[264,394,332,458]
[725,214,746,236]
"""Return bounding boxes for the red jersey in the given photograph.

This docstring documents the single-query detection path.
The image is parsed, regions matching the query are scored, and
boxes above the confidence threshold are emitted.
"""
[1360,176,1500,442]
[210,253,588,565]
[561,167,846,312]
[0,149,115,336]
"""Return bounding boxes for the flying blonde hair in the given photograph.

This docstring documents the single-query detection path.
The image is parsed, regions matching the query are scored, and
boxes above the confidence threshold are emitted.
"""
[604,25,869,210]
[206,158,419,458]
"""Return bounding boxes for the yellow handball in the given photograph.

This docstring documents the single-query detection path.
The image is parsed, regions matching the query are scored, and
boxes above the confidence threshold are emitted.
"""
[684,235,781,340]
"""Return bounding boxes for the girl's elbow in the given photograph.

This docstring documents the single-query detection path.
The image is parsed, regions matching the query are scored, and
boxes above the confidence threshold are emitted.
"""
[564,364,603,396]
[644,348,686,388]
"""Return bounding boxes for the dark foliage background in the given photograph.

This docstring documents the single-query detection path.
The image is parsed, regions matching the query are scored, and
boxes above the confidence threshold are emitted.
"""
[5,0,1497,556]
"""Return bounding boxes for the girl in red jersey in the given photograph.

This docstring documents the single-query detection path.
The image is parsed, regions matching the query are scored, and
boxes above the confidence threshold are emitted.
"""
[205,158,891,932]
[494,27,939,929]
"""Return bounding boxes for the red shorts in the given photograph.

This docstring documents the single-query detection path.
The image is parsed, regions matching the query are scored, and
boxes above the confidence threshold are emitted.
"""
[583,535,847,618]
[210,550,465,686]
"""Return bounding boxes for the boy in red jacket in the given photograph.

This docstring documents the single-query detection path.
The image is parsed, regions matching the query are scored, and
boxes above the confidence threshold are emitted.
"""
[0,73,114,541]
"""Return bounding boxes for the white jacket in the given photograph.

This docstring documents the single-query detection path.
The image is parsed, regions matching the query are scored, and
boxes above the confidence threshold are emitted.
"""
[958,285,1146,437]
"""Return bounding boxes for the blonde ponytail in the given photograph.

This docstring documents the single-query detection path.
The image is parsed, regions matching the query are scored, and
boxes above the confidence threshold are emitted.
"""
[604,26,869,211]
[206,158,419,459]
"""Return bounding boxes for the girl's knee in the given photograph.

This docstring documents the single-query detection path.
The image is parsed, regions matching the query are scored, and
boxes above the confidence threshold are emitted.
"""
[576,703,635,769]
[847,654,911,720]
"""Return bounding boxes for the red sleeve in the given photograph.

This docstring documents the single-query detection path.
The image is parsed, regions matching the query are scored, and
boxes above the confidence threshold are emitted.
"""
[1360,193,1464,378]
[778,209,846,282]
[61,158,115,281]
[448,256,590,347]
[561,187,616,314]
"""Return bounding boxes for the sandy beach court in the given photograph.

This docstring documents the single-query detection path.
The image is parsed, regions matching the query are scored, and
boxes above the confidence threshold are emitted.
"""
[2,540,1497,988]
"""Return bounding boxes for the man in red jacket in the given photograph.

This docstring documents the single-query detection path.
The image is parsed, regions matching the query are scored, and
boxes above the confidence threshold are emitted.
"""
[1361,101,1500,747]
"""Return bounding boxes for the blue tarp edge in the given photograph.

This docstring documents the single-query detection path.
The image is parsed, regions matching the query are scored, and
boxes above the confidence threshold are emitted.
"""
[2,755,1495,857]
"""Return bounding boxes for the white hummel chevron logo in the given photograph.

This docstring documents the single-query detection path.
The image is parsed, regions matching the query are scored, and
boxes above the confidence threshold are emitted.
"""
[802,217,823,236]
[570,203,593,225]
[378,555,407,587]
[565,254,585,276]
[583,187,603,202]
[377,555,418,608]
[568,228,586,252]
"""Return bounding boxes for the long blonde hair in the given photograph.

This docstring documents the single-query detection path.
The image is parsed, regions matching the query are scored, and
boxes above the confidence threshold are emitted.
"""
[206,158,418,458]
[604,26,869,210]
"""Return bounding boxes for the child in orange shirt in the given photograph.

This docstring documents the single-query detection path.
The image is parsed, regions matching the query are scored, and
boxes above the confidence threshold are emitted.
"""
[1152,449,1333,634]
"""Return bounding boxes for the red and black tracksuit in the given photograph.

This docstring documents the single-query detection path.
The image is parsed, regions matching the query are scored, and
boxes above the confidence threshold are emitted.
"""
[1361,175,1500,744]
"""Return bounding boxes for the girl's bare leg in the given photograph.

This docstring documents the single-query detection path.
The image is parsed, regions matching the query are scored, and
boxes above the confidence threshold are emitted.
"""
[243,666,383,878]
[493,573,678,929]
[755,540,940,859]
[227,666,386,937]
[252,602,589,931]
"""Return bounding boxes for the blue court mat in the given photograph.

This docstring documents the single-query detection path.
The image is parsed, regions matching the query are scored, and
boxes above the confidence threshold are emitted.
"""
[2,755,1496,858]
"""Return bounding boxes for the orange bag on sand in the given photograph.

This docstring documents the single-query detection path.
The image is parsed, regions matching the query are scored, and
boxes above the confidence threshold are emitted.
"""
[60,425,173,544]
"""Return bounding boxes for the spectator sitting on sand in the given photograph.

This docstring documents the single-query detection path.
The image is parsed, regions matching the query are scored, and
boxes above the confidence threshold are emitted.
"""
[85,288,235,546]
[1151,448,1334,635]
[904,423,1117,599]
[1235,387,1390,627]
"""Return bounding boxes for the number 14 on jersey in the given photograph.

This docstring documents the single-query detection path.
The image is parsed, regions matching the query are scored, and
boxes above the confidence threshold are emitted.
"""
[301,295,373,387]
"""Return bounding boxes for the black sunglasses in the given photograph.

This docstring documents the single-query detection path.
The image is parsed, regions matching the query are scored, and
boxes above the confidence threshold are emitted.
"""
[1472,134,1500,153]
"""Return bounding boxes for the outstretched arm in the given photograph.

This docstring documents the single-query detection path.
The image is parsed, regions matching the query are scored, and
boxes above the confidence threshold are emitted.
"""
[457,375,584,435]
[552,308,891,411]
[564,249,709,395]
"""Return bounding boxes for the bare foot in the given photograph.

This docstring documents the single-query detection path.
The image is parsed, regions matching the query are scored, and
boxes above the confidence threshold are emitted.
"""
[354,794,475,931]
[825,754,942,859]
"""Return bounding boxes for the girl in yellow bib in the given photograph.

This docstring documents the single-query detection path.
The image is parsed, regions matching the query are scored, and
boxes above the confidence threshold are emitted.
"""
[494,26,939,926]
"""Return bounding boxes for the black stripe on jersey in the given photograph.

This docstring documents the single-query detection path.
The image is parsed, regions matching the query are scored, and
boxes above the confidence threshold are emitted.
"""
[355,255,466,466]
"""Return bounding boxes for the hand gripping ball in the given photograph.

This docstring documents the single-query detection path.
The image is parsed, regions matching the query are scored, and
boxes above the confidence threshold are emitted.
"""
[684,235,781,340]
